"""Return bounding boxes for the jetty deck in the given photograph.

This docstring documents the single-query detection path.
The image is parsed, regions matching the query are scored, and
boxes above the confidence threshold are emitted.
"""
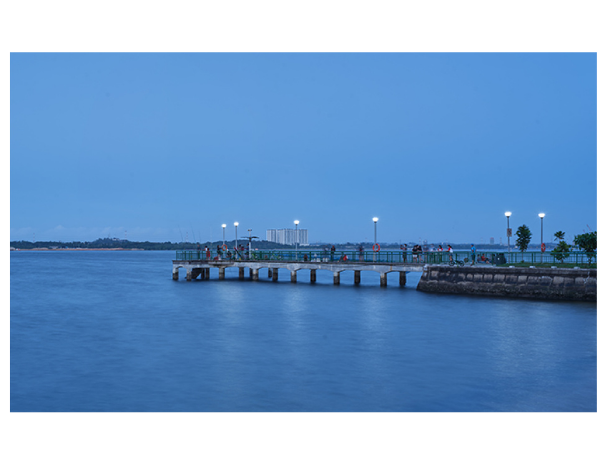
[172,250,426,286]
[172,249,596,288]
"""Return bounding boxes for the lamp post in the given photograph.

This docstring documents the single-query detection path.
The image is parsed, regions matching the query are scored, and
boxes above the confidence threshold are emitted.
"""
[505,212,512,261]
[222,224,226,249]
[234,222,239,256]
[294,220,300,259]
[539,213,545,262]
[373,217,379,262]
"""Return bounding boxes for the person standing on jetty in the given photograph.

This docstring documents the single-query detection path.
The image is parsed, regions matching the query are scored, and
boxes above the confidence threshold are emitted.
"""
[331,245,335,261]
[359,245,364,262]
[470,244,477,266]
[400,244,407,263]
[412,244,419,263]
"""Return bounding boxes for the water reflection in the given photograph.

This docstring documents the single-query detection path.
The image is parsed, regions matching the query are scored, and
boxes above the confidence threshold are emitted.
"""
[10,251,597,412]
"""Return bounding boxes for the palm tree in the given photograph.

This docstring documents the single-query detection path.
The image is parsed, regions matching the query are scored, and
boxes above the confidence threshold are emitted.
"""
[552,231,571,264]
[515,225,532,262]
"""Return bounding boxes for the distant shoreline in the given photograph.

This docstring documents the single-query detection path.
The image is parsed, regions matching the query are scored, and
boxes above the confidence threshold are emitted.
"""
[10,246,552,252]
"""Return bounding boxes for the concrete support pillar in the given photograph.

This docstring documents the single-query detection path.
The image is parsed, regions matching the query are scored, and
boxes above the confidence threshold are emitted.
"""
[219,267,225,280]
[268,268,272,278]
[399,271,407,286]
[172,269,179,280]
[186,270,192,282]
[239,267,245,280]
[192,269,201,280]
[272,268,279,282]
[291,270,297,283]
[333,272,340,285]
[252,269,259,281]
[204,268,210,280]
[380,273,387,287]
[250,268,254,279]
[310,269,316,283]
[354,270,361,285]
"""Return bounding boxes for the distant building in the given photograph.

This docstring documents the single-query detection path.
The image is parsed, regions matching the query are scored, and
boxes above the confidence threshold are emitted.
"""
[266,228,309,246]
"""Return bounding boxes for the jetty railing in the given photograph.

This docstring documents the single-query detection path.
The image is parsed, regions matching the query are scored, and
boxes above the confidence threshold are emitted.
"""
[175,250,596,266]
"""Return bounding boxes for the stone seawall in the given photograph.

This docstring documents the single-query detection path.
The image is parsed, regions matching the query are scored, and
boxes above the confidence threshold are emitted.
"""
[417,266,596,301]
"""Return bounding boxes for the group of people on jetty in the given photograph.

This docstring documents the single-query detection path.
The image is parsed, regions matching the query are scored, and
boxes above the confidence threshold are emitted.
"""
[339,243,489,265]
[345,243,455,263]
[194,242,490,266]
[392,243,488,265]
[197,243,251,261]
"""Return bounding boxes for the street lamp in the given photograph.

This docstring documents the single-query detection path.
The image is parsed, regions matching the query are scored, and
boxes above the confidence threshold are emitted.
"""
[222,224,226,250]
[539,213,545,262]
[294,220,300,258]
[505,212,512,257]
[373,217,379,261]
[234,222,239,255]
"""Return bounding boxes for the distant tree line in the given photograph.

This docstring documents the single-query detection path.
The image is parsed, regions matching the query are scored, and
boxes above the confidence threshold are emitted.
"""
[10,238,300,250]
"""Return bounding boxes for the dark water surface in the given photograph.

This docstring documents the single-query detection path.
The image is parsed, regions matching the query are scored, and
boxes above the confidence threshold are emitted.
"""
[10,251,596,412]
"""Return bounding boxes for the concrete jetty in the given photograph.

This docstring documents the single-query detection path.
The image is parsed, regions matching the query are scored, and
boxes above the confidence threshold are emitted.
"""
[172,250,596,300]
[172,258,423,286]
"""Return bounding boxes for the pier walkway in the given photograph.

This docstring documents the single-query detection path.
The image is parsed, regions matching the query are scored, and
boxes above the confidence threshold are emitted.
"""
[172,250,425,286]
[172,249,596,287]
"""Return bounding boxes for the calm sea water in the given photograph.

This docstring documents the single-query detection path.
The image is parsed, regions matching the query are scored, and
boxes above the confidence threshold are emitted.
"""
[10,250,596,412]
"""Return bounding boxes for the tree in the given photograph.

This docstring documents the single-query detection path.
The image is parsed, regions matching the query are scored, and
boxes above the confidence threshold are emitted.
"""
[551,230,571,264]
[573,231,597,264]
[515,225,532,261]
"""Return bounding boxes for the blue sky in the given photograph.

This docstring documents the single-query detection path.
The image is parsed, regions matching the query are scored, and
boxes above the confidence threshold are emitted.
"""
[10,53,596,244]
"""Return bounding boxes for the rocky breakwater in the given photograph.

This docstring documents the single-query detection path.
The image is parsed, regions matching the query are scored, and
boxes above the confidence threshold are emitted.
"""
[417,265,596,301]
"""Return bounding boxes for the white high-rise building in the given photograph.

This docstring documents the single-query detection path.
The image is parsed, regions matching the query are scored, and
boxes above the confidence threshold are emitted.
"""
[266,228,308,246]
